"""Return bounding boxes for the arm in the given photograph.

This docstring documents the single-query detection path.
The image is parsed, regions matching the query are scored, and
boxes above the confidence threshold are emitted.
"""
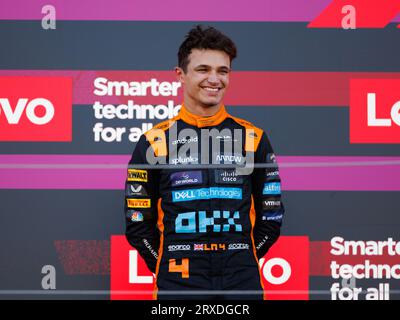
[124,134,160,273]
[251,132,285,259]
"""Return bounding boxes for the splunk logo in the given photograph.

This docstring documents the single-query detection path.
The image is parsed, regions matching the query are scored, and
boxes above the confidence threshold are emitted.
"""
[0,77,72,141]
[175,210,242,234]
[350,79,400,143]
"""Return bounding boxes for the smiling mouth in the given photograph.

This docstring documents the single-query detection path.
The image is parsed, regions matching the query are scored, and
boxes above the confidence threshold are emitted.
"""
[201,86,222,92]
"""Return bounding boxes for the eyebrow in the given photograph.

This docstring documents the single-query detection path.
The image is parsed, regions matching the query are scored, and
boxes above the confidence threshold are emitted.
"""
[194,64,231,71]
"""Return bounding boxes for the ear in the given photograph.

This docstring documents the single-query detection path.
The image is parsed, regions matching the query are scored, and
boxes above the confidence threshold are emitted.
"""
[174,67,185,84]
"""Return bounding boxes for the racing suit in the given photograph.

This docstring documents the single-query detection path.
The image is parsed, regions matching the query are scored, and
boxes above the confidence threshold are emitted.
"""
[124,104,284,300]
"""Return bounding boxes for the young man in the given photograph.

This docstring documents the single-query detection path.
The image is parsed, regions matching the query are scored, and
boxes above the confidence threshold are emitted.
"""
[124,25,284,300]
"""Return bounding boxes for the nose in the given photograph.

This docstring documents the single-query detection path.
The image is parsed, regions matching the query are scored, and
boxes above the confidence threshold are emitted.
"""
[207,71,219,85]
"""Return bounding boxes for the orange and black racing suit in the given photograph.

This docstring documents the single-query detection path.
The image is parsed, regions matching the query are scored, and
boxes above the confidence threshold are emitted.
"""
[124,104,284,300]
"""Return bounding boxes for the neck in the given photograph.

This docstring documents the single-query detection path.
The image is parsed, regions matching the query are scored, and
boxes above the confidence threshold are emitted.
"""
[183,96,221,117]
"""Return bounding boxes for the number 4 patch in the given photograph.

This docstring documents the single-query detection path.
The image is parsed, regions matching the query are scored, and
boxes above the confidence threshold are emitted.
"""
[169,258,189,278]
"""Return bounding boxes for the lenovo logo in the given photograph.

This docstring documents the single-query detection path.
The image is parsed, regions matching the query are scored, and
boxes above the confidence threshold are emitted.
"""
[0,98,54,125]
[350,79,400,143]
[0,77,72,141]
[367,93,400,127]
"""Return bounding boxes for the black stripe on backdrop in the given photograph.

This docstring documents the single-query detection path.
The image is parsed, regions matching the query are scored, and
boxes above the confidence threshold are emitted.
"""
[0,21,399,71]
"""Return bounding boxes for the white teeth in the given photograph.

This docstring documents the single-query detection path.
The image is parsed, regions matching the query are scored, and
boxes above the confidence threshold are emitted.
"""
[203,87,219,92]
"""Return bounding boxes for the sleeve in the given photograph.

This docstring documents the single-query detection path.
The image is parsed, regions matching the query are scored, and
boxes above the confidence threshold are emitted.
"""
[251,131,285,259]
[124,134,160,273]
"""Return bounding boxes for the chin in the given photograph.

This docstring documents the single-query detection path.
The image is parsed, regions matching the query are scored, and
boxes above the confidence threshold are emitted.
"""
[202,102,218,107]
[201,99,221,108]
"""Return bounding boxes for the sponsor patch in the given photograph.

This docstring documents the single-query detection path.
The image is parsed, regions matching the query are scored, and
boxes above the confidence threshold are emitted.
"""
[175,210,242,233]
[248,131,258,138]
[126,210,144,222]
[125,183,148,196]
[168,244,191,252]
[262,210,284,224]
[265,169,280,180]
[215,169,243,184]
[214,153,244,164]
[127,169,148,182]
[172,187,242,202]
[171,136,198,145]
[215,135,238,142]
[228,243,250,250]
[263,182,281,195]
[193,243,226,251]
[262,198,281,210]
[266,153,277,163]
[170,171,202,187]
[126,198,151,208]
[170,155,199,165]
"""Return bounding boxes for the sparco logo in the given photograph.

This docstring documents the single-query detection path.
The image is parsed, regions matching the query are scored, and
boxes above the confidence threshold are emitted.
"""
[0,77,72,141]
[168,244,191,252]
[228,243,249,250]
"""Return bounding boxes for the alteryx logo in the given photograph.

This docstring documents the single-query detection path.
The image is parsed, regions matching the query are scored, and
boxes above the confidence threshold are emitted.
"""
[172,187,242,202]
[263,182,281,195]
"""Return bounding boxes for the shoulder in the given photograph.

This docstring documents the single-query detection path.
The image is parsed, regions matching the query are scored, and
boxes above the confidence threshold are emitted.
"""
[142,116,179,157]
[228,115,264,152]
[144,116,178,135]
[147,116,178,133]
[143,116,178,139]
[229,115,260,130]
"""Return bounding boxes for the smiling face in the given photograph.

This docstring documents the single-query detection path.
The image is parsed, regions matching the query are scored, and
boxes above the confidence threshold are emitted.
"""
[176,49,231,111]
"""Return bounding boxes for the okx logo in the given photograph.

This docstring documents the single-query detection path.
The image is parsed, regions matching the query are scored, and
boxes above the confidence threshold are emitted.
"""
[175,210,242,234]
[350,79,400,143]
[0,77,72,141]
